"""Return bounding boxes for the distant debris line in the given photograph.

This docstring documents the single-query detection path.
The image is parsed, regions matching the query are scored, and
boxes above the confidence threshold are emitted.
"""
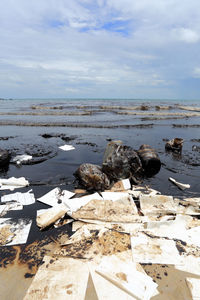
[0,120,154,128]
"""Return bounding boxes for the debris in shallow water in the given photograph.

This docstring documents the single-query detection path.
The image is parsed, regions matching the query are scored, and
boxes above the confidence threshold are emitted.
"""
[0,177,29,190]
[75,163,110,191]
[165,138,184,152]
[12,154,32,165]
[58,144,75,151]
[1,190,35,205]
[169,177,190,190]
[138,144,161,176]
[37,187,74,207]
[140,194,177,215]
[0,202,23,216]
[0,218,32,246]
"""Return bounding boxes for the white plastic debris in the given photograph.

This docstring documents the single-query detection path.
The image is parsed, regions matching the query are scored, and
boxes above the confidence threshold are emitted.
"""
[12,154,32,165]
[109,179,131,191]
[140,194,177,215]
[131,232,184,264]
[63,192,103,214]
[0,218,32,246]
[24,256,89,300]
[36,204,68,229]
[58,145,75,151]
[169,177,190,190]
[0,202,23,217]
[95,255,158,300]
[101,192,131,202]
[0,177,29,191]
[1,190,35,205]
[185,278,200,300]
[37,188,74,207]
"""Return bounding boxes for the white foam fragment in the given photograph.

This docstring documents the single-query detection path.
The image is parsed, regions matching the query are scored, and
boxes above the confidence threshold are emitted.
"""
[59,145,75,151]
[1,190,35,205]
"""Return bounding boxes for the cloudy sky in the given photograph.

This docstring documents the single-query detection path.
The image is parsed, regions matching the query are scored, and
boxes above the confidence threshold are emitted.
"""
[0,0,200,99]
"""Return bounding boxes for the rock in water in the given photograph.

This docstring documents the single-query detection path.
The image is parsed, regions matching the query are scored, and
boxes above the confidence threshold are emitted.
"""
[0,149,10,167]
[102,141,143,181]
[75,163,110,191]
[138,144,161,176]
[165,138,183,152]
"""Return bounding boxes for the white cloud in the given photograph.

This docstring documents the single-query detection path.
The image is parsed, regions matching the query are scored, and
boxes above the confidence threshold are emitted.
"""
[172,28,199,43]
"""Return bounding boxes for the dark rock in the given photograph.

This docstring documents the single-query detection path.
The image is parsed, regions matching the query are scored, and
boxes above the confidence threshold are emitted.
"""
[74,163,110,191]
[0,149,10,167]
[40,133,77,141]
[192,145,200,152]
[102,141,143,181]
[165,138,183,152]
[137,144,161,176]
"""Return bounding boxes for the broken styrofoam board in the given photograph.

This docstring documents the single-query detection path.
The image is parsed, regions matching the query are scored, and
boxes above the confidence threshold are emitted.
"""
[63,192,103,214]
[94,255,158,300]
[36,204,68,229]
[140,194,177,215]
[23,256,89,300]
[71,199,139,222]
[12,154,32,165]
[101,192,131,202]
[0,177,29,191]
[0,202,23,217]
[1,190,35,205]
[182,197,200,206]
[131,232,184,265]
[175,256,200,276]
[0,218,32,246]
[185,278,200,300]
[176,203,200,215]
[58,145,75,151]
[37,188,74,207]
[108,179,131,192]
[72,220,85,232]
[129,186,161,199]
[144,214,190,240]
[169,177,190,190]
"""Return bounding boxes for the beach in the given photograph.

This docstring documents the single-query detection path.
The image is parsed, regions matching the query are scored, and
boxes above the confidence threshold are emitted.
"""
[1,98,200,299]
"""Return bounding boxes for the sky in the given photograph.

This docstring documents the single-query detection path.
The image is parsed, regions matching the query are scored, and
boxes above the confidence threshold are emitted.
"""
[0,0,200,99]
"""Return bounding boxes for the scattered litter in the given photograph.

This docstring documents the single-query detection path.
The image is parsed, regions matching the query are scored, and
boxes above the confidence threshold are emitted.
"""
[58,144,75,151]
[54,218,73,228]
[37,187,74,207]
[101,191,131,202]
[185,278,200,300]
[165,138,184,152]
[12,154,32,165]
[129,186,160,198]
[36,204,68,229]
[24,256,89,300]
[169,177,190,190]
[131,232,184,264]
[95,255,158,300]
[1,190,35,205]
[63,192,102,215]
[0,202,23,217]
[0,177,29,191]
[109,179,131,191]
[140,194,177,215]
[0,218,32,246]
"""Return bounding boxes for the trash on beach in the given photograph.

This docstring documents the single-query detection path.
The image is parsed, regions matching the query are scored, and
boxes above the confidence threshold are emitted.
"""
[129,186,160,199]
[108,178,131,191]
[0,177,29,190]
[75,163,110,191]
[0,218,32,246]
[1,190,35,205]
[56,226,131,260]
[58,144,75,151]
[54,218,73,228]
[64,192,103,215]
[71,199,138,222]
[140,194,177,215]
[0,202,23,217]
[36,204,68,229]
[131,232,184,264]
[137,144,161,176]
[37,187,74,207]
[102,141,143,181]
[24,256,89,300]
[165,137,184,152]
[169,177,190,190]
[95,255,158,300]
[12,154,32,165]
[101,191,131,202]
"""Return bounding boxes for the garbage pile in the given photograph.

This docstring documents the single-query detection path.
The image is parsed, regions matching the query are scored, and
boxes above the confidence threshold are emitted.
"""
[1,140,200,299]
[75,141,161,190]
